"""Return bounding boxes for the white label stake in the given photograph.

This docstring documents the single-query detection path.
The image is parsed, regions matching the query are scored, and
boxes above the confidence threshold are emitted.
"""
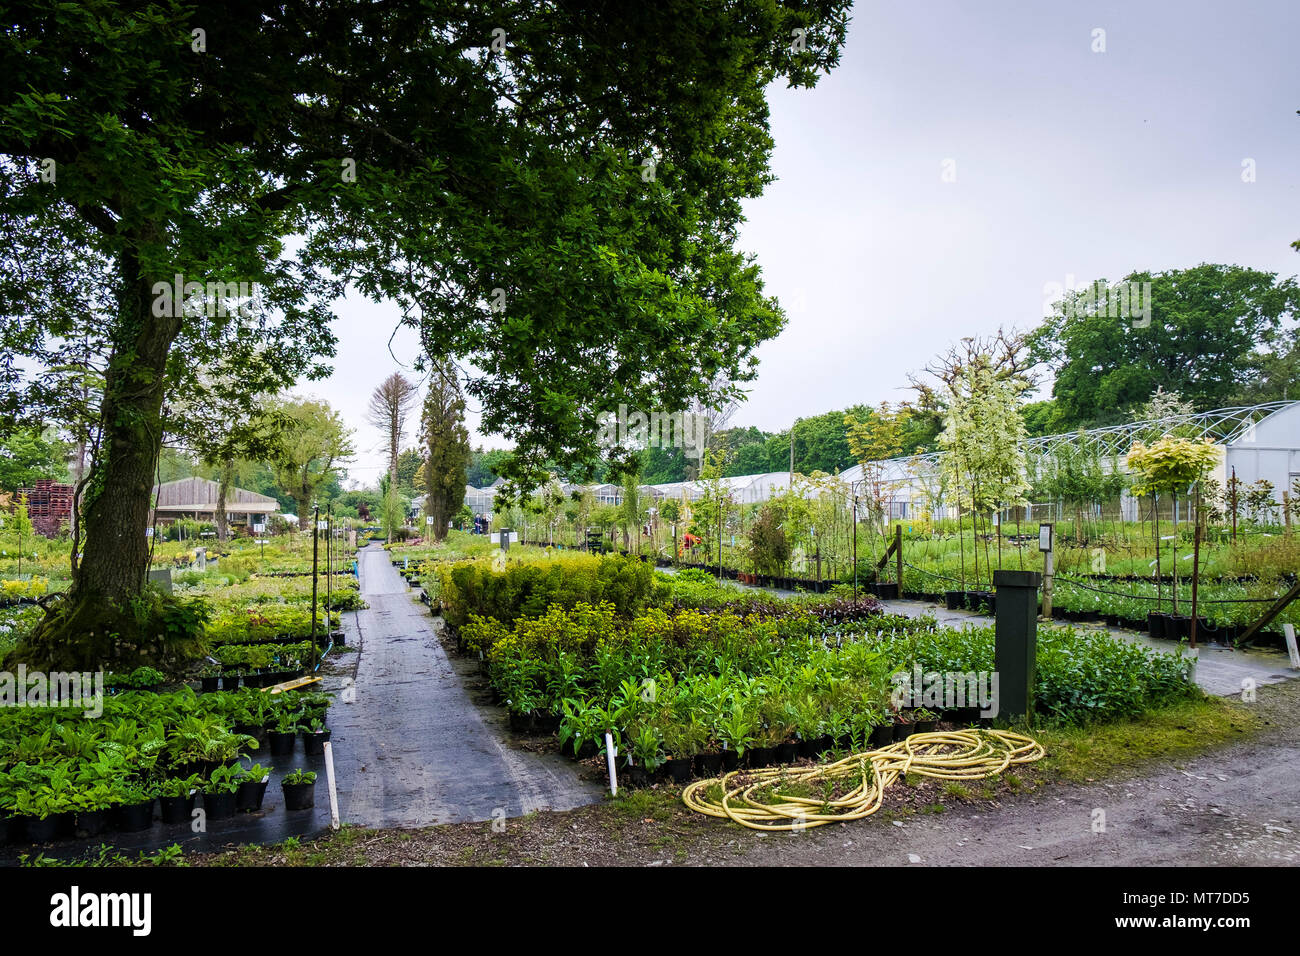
[323,740,340,830]
[604,731,618,797]
[1285,624,1299,670]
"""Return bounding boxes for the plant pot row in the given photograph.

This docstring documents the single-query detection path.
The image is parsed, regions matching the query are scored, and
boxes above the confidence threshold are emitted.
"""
[944,589,997,613]
[0,778,306,847]
[199,669,306,693]
[266,727,333,756]
[1147,612,1211,641]
[734,572,839,592]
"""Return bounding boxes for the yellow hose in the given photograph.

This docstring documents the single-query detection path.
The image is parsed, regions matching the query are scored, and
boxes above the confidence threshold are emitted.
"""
[681,729,1044,831]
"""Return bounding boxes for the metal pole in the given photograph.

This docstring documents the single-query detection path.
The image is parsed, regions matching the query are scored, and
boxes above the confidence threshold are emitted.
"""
[852,490,858,601]
[1190,487,1202,649]
[311,503,320,666]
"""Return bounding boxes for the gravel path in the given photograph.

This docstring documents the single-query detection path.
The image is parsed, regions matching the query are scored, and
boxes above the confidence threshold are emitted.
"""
[326,545,600,827]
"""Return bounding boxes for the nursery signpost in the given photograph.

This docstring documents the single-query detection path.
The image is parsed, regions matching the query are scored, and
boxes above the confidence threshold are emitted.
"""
[994,570,1041,722]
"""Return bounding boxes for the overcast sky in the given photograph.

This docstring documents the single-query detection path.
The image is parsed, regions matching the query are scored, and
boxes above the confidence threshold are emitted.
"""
[309,0,1300,488]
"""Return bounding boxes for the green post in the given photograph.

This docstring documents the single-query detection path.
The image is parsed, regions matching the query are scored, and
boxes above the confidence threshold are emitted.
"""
[993,569,1041,723]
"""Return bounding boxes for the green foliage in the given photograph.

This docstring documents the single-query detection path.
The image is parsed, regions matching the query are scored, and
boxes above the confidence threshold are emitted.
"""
[1033,264,1300,428]
[421,359,471,543]
[437,553,661,629]
[0,430,69,494]
[1125,437,1220,497]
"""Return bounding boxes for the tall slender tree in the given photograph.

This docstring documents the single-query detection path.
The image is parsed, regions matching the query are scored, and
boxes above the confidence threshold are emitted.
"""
[366,373,419,488]
[420,361,470,543]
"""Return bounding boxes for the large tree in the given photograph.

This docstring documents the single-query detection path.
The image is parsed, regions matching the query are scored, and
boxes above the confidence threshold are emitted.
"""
[1032,264,1300,428]
[1,0,848,662]
[270,398,355,530]
[420,360,471,543]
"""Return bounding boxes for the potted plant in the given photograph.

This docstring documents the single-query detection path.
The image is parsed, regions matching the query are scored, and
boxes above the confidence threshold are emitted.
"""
[198,665,221,693]
[716,707,754,771]
[234,763,272,811]
[662,718,706,783]
[158,774,201,825]
[114,782,155,833]
[913,708,939,734]
[281,769,317,811]
[203,764,240,820]
[268,711,298,756]
[626,725,664,786]
[300,718,332,756]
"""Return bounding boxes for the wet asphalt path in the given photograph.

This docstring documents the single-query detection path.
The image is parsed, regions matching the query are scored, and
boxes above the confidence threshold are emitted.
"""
[327,545,599,828]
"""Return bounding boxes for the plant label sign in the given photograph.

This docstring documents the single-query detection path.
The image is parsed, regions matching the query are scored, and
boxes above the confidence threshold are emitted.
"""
[1038,523,1053,552]
[426,516,435,525]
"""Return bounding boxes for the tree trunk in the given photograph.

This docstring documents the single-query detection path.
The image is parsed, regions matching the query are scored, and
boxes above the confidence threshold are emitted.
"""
[216,457,234,541]
[9,247,193,671]
[74,252,180,603]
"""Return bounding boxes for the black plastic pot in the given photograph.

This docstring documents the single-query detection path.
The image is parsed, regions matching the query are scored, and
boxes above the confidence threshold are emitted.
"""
[625,765,649,787]
[774,741,798,764]
[747,746,775,768]
[221,674,241,691]
[203,790,237,821]
[200,676,220,693]
[893,721,915,742]
[115,800,155,833]
[664,758,692,783]
[1148,612,1171,639]
[873,582,900,600]
[268,731,297,756]
[25,812,72,842]
[694,752,724,777]
[869,724,895,748]
[159,794,196,825]
[1169,614,1191,639]
[721,749,741,771]
[945,590,964,610]
[282,781,315,811]
[76,809,111,837]
[915,719,937,734]
[798,735,833,758]
[0,815,13,846]
[301,729,332,756]
[237,779,269,812]
[508,710,534,733]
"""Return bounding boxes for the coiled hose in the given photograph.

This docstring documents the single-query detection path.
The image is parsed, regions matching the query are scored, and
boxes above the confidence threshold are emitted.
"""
[682,729,1045,831]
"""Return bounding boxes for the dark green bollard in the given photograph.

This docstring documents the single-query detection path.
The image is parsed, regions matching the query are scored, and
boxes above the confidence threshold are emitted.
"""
[993,570,1042,723]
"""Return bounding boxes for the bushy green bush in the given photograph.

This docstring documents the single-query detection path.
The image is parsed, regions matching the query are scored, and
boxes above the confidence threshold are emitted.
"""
[438,552,662,627]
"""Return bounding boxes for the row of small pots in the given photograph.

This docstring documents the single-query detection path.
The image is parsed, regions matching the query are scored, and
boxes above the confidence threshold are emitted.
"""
[944,589,997,613]
[232,725,332,757]
[199,669,306,692]
[594,715,991,786]
[0,778,316,847]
